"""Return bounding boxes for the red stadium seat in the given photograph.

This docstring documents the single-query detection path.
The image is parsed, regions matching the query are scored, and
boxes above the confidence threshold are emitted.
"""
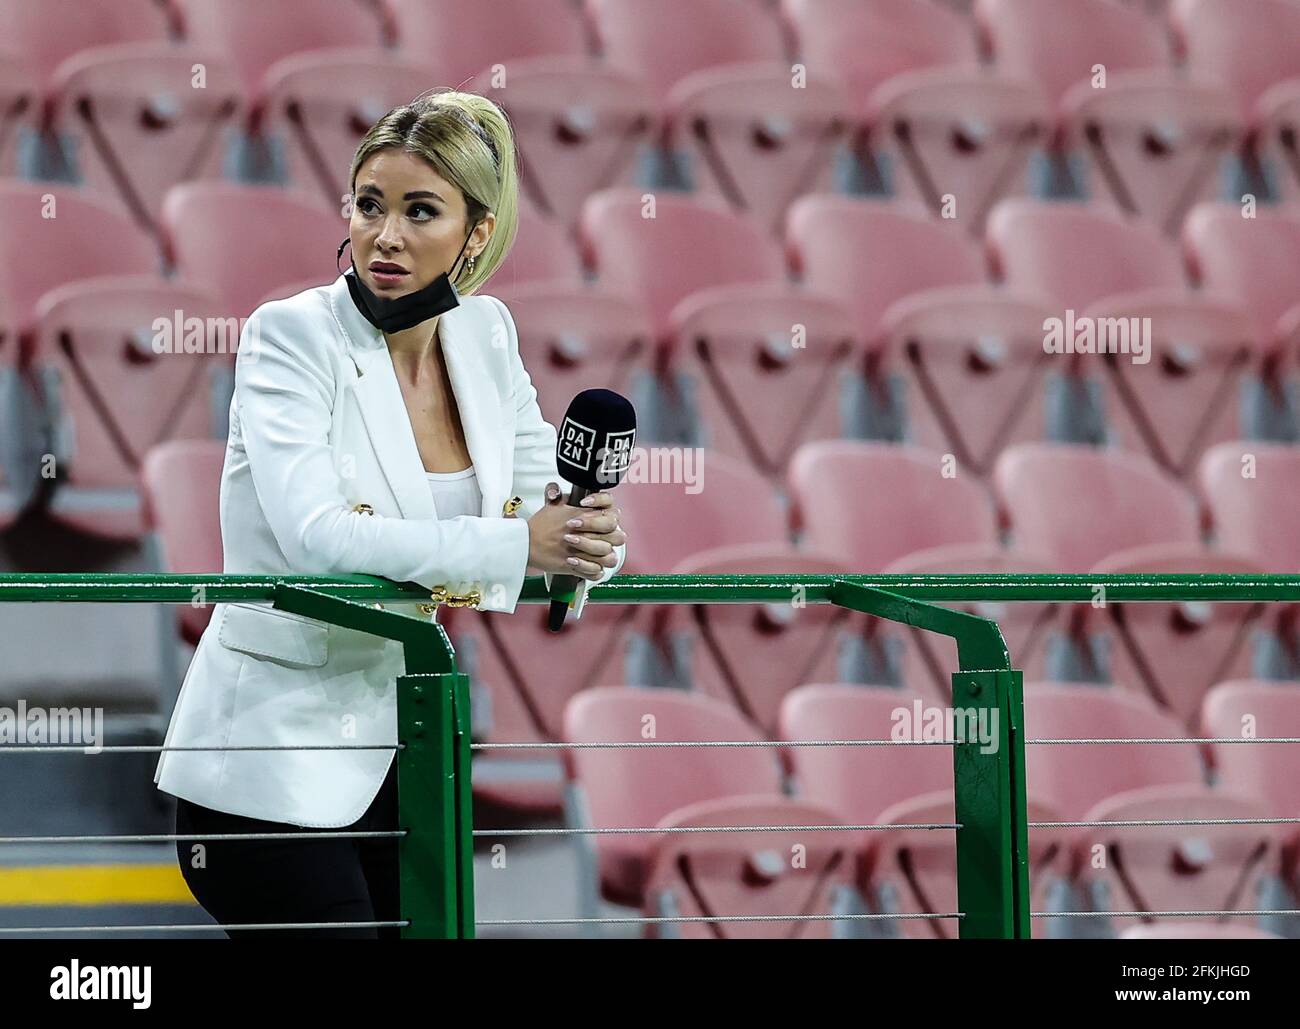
[489,284,651,432]
[31,276,228,540]
[161,182,341,317]
[0,0,170,88]
[667,284,855,479]
[580,187,788,340]
[669,545,858,734]
[1087,548,1268,731]
[1121,922,1283,939]
[564,686,783,907]
[140,438,227,645]
[642,795,858,938]
[786,0,1047,234]
[1257,80,1300,207]
[994,444,1201,571]
[789,441,999,571]
[978,0,1240,234]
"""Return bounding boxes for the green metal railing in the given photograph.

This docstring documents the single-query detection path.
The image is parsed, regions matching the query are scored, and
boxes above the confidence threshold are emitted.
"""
[3,571,1299,939]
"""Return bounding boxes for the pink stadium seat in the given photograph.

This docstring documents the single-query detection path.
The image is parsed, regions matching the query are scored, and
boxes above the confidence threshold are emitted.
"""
[491,201,586,292]
[987,199,1187,311]
[1202,679,1300,889]
[0,293,24,530]
[780,684,1066,937]
[1023,684,1206,819]
[788,442,999,572]
[1257,80,1300,207]
[669,545,860,735]
[882,545,1061,699]
[978,0,1239,234]
[1172,0,1300,121]
[31,276,227,540]
[489,285,651,431]
[580,188,788,339]
[50,46,242,234]
[642,795,857,938]
[140,438,226,645]
[615,449,789,575]
[0,181,159,335]
[449,603,641,815]
[994,444,1201,572]
[1184,202,1300,351]
[666,63,849,239]
[259,53,435,211]
[0,56,40,179]
[478,59,654,233]
[881,286,1054,475]
[161,182,341,317]
[785,0,1046,234]
[1087,548,1268,731]
[586,0,787,107]
[1199,441,1300,573]
[390,0,591,89]
[564,686,783,907]
[1079,785,1280,931]
[786,196,986,346]
[1081,292,1262,480]
[0,0,171,88]
[667,284,855,479]
[176,0,386,97]
[1121,922,1282,939]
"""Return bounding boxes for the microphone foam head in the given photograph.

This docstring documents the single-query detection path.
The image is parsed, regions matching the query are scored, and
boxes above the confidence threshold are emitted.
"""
[556,388,637,491]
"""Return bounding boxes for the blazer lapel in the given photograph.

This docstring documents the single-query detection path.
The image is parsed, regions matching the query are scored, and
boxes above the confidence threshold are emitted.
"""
[330,274,502,521]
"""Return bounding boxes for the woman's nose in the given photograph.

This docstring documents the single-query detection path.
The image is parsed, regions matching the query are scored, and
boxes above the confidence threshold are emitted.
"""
[375,216,405,251]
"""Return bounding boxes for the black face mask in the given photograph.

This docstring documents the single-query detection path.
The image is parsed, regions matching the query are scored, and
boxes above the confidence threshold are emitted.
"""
[337,223,478,334]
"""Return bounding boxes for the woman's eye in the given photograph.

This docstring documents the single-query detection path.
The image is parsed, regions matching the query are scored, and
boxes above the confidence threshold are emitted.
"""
[410,203,437,220]
[356,197,379,215]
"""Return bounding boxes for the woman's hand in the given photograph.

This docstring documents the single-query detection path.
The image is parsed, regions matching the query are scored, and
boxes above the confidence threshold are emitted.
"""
[525,481,627,581]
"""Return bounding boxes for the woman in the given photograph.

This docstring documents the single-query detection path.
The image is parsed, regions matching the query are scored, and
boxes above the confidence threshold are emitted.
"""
[155,91,628,938]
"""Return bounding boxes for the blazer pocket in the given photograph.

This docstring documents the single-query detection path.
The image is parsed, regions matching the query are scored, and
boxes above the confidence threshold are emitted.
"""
[217,602,330,668]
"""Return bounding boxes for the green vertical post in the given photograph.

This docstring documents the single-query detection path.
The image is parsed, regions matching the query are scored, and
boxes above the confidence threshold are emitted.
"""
[951,669,1030,939]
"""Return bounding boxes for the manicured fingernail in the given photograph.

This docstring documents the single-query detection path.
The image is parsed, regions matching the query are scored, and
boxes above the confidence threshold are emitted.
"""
[580,496,594,506]
[567,518,581,527]
[564,534,579,543]
[566,557,581,565]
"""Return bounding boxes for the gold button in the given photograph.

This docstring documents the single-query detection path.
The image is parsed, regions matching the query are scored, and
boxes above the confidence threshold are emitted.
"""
[502,495,524,517]
[429,585,483,608]
[352,503,375,516]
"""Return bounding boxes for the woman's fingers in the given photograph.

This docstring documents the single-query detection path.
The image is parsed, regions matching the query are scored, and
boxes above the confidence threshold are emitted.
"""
[564,555,608,579]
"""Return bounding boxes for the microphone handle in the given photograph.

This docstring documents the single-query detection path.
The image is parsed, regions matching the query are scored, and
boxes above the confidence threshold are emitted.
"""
[547,484,593,632]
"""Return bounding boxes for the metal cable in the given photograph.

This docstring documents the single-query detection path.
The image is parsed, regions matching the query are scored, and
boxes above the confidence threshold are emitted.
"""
[1029,737,1300,745]
[0,831,405,845]
[1030,817,1300,828]
[472,822,959,837]
[477,912,963,926]
[0,744,402,754]
[472,739,953,750]
[0,921,409,935]
[1033,910,1300,919]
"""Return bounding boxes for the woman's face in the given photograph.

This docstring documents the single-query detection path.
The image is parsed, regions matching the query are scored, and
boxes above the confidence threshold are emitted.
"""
[349,148,494,296]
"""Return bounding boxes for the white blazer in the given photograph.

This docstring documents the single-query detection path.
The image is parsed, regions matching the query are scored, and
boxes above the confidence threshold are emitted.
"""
[154,273,626,826]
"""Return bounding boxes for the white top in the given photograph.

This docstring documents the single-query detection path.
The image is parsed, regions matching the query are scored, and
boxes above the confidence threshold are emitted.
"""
[425,464,482,520]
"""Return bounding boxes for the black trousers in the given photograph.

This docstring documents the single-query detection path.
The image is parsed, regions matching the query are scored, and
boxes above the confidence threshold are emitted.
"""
[174,758,400,939]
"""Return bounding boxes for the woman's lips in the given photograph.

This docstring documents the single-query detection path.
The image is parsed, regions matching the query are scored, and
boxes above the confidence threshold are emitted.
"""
[369,267,409,286]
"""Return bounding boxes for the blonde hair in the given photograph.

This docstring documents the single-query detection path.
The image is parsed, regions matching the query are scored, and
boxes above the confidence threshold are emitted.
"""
[348,89,518,296]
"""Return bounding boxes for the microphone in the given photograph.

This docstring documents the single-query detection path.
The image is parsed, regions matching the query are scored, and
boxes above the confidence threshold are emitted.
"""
[548,388,637,632]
